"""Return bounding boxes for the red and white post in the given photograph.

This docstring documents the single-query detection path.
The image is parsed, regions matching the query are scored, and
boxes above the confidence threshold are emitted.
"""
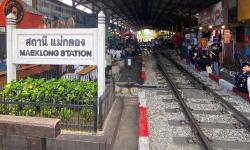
[138,91,149,150]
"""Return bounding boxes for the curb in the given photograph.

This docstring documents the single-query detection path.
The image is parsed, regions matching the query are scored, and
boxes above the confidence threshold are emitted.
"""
[187,61,250,103]
[210,74,250,102]
[138,91,149,150]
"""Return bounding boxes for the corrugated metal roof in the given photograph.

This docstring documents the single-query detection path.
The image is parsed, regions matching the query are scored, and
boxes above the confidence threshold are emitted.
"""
[76,0,220,29]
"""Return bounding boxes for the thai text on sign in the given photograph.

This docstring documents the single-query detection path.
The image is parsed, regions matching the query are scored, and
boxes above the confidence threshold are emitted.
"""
[19,35,91,58]
[12,29,97,65]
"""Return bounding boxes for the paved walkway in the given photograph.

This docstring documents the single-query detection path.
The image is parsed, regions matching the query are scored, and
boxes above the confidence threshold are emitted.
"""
[113,97,139,150]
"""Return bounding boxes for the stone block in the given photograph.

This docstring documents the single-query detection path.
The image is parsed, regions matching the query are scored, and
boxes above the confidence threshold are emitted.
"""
[2,135,27,147]
[2,146,27,150]
[0,124,5,135]
[47,135,106,150]
[27,137,44,150]
[0,135,2,150]
[0,115,60,138]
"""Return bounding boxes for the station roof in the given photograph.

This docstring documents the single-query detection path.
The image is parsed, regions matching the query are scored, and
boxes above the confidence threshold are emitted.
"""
[73,0,220,30]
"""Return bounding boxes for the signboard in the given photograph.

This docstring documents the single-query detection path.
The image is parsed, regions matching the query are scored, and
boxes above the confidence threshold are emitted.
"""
[12,29,97,65]
[199,2,224,26]
[6,11,106,100]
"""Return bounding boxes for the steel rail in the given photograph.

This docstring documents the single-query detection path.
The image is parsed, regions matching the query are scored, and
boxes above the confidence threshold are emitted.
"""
[155,53,213,150]
[160,52,250,132]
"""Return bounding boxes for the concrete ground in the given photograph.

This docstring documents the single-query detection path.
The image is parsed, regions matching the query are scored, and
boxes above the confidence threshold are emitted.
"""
[113,97,139,150]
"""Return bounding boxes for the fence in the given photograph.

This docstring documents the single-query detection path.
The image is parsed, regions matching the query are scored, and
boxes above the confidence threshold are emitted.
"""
[0,67,116,132]
[0,80,116,132]
[99,78,115,129]
[0,96,98,132]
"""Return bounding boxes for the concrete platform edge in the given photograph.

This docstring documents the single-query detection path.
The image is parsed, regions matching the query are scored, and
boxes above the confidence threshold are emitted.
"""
[179,57,250,103]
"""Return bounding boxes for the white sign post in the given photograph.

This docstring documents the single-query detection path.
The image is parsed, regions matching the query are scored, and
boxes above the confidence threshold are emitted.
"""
[6,11,106,110]
[97,11,106,98]
[6,13,17,83]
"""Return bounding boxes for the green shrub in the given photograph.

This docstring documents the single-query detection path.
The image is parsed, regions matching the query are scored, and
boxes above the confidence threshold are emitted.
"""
[81,108,93,124]
[41,107,57,118]
[0,104,5,114]
[20,106,36,116]
[60,108,73,123]
[0,78,97,122]
[9,104,19,116]
[1,78,97,105]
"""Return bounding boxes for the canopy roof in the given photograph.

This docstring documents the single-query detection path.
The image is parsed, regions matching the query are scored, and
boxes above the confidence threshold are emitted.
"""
[73,0,220,30]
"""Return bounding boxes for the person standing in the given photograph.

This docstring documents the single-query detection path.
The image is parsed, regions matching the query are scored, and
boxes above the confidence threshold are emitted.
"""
[235,62,250,97]
[210,46,220,75]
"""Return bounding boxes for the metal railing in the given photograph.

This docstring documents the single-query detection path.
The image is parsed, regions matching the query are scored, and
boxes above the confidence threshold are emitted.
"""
[0,67,116,132]
[98,78,115,129]
[0,96,98,132]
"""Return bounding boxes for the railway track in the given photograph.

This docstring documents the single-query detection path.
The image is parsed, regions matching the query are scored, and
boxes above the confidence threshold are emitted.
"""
[154,52,250,150]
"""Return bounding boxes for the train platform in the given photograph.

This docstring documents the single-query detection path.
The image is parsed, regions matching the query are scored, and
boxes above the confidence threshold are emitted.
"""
[113,47,250,150]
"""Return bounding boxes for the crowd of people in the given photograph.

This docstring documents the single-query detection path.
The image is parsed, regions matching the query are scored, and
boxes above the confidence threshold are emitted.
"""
[105,34,140,77]
[178,43,222,76]
[106,35,140,60]
[175,40,250,96]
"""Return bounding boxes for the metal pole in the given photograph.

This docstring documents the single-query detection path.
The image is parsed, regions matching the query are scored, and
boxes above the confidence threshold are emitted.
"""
[6,13,17,83]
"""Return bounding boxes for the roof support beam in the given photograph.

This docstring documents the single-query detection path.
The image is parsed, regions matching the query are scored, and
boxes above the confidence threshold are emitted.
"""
[121,0,142,27]
[150,0,162,24]
[152,0,175,26]
[100,0,136,26]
